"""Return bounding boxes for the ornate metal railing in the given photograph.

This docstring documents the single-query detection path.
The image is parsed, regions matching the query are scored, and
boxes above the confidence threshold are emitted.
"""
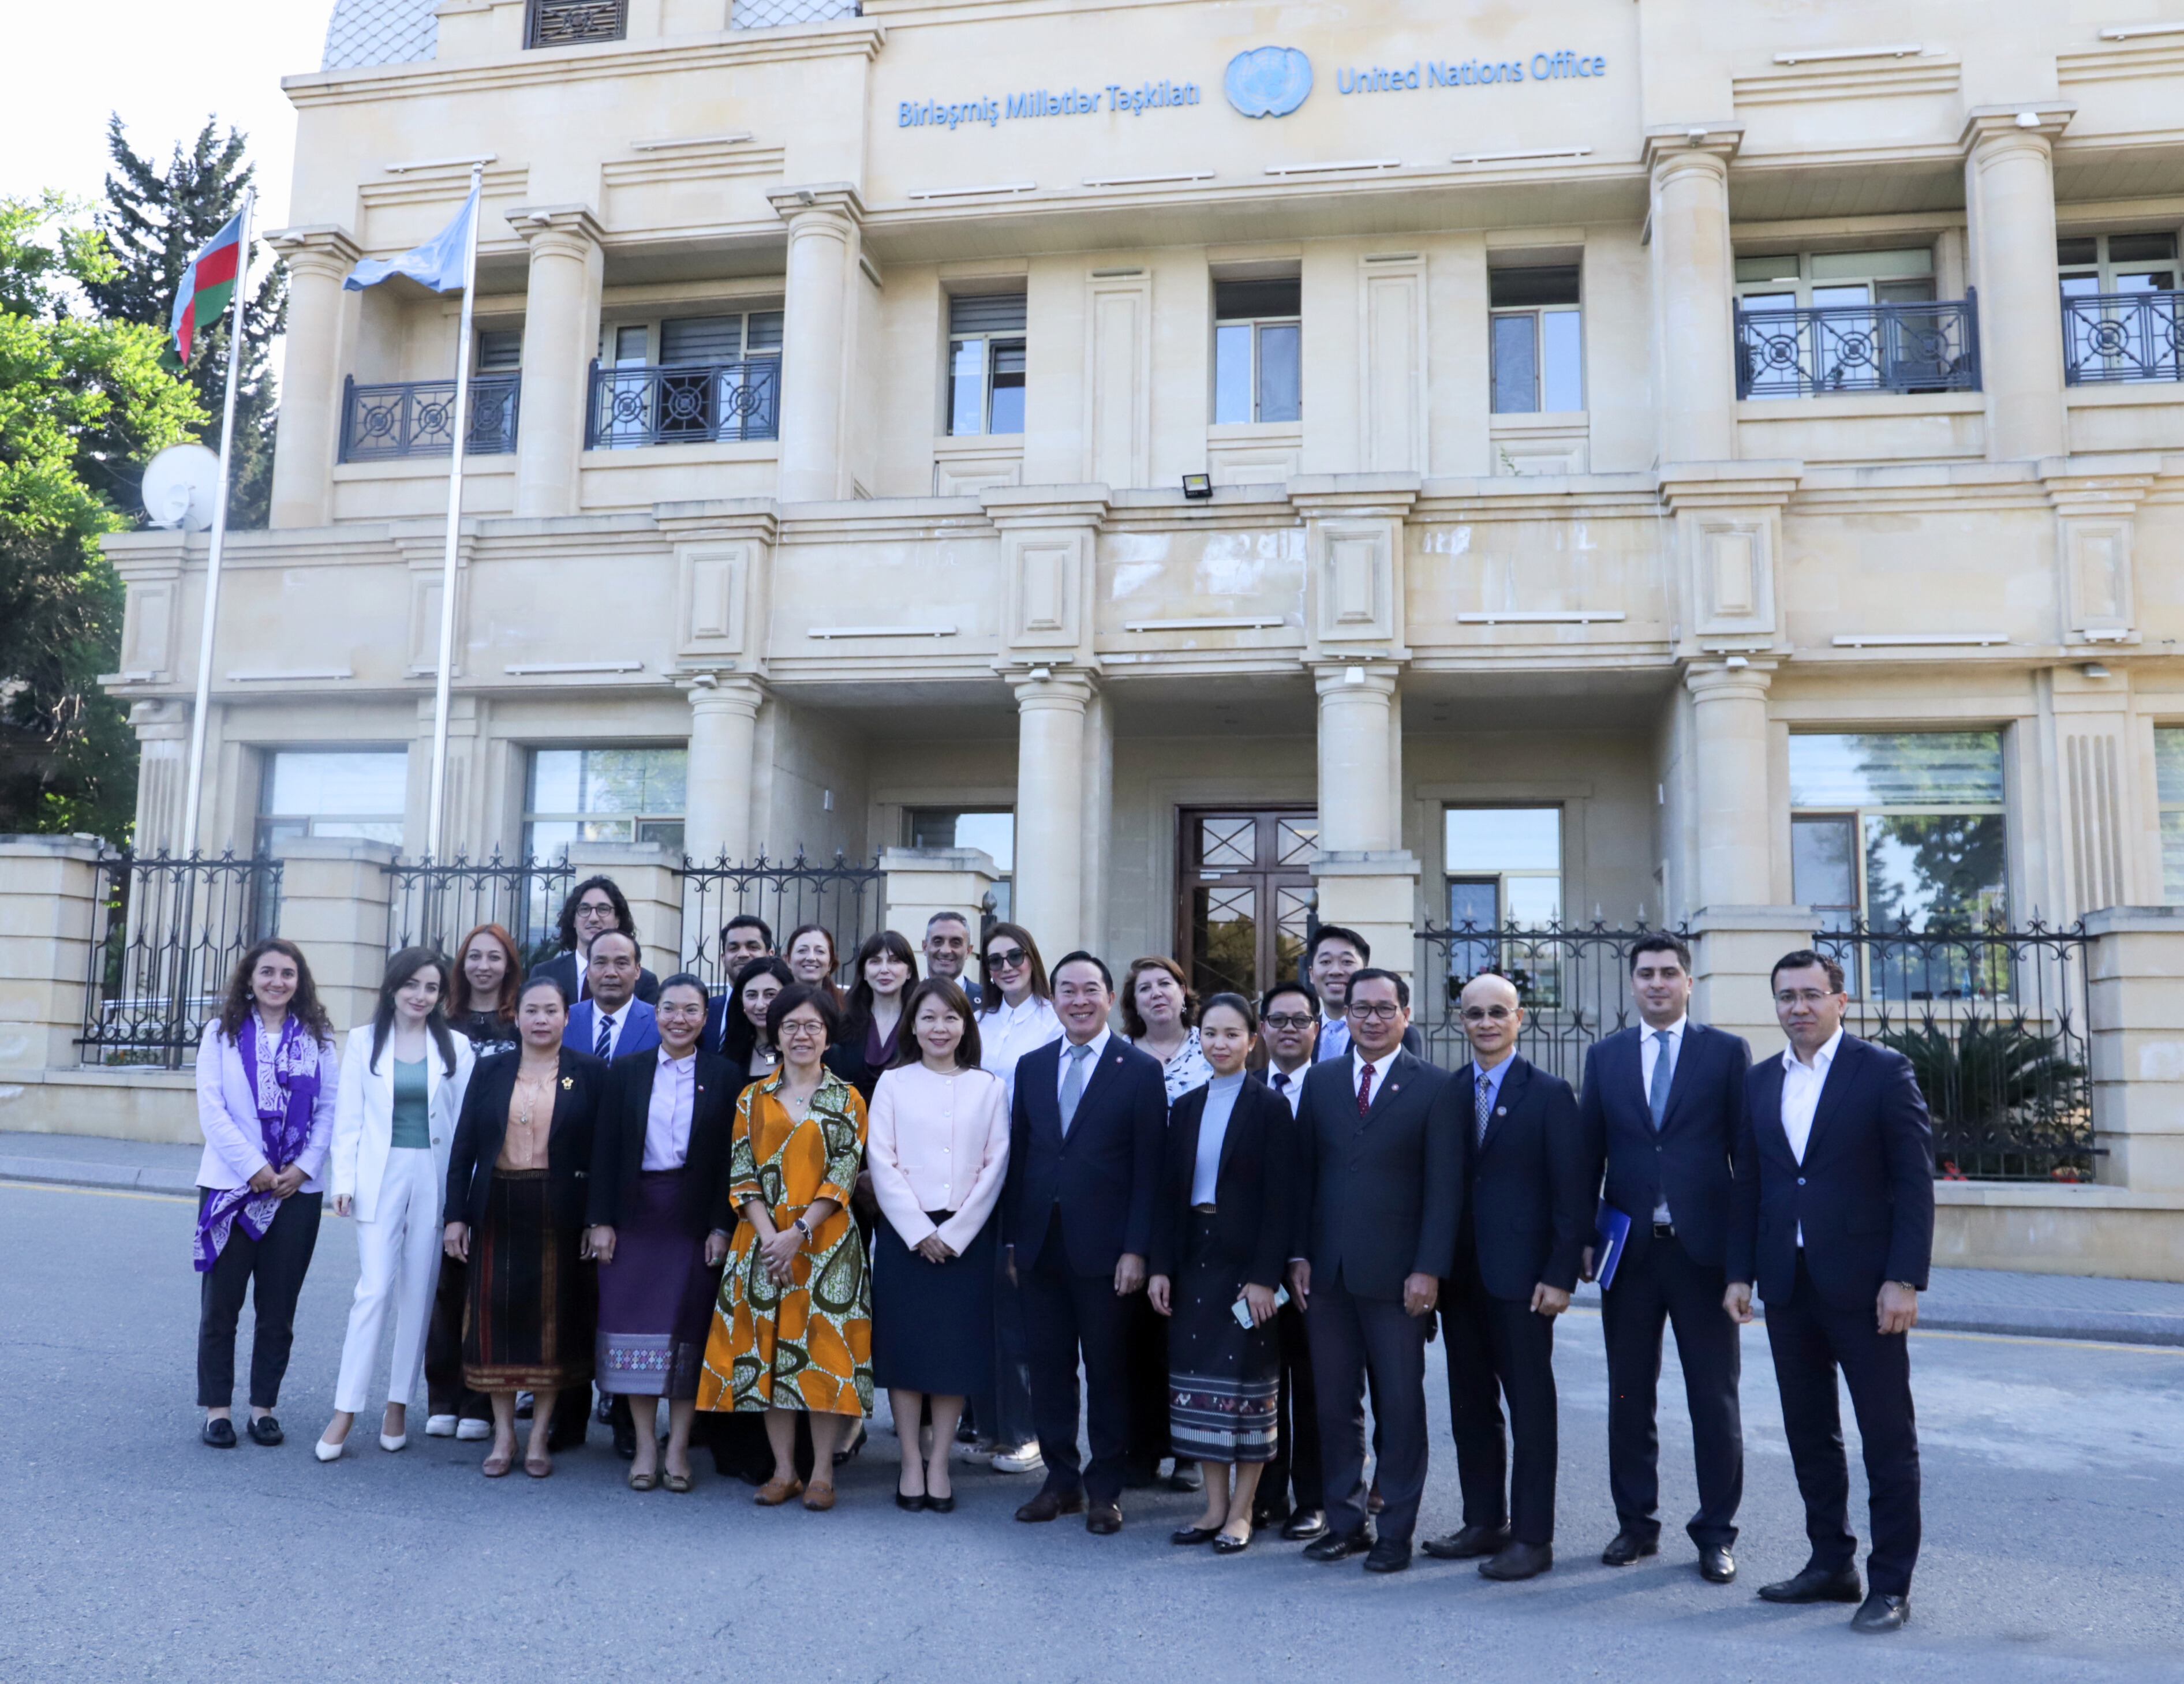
[731,0,860,25]
[1414,919,1682,1092]
[79,851,283,1068]
[528,0,626,46]
[339,374,520,462]
[585,358,780,448]
[1735,291,1980,398]
[384,852,574,970]
[2062,290,2184,385]
[678,852,886,992]
[1812,918,2097,1183]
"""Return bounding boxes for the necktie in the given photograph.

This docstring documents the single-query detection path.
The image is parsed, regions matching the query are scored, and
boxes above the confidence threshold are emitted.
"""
[1475,1070,1493,1145]
[594,1010,614,1060]
[1648,1030,1674,1130]
[1059,1043,1092,1136]
[1271,1071,1289,1095]
[1356,1061,1377,1117]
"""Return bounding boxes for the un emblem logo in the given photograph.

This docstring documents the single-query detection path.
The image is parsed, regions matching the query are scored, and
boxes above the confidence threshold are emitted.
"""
[1224,46,1313,118]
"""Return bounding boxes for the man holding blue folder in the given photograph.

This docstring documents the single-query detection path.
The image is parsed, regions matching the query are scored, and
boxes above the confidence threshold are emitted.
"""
[1579,933,1752,1585]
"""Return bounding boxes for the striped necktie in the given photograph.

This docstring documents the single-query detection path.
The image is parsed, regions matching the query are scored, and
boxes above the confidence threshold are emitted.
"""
[1475,1069,1492,1144]
[594,1010,614,1060]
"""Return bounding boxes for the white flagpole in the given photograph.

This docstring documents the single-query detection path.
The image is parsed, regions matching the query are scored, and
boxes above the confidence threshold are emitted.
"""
[425,164,484,865]
[178,187,255,860]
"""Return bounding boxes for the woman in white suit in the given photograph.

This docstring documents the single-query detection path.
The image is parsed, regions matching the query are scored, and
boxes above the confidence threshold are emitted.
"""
[316,948,477,1459]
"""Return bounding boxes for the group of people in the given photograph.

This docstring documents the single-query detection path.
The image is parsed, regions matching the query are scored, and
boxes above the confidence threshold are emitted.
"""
[192,882,1934,1634]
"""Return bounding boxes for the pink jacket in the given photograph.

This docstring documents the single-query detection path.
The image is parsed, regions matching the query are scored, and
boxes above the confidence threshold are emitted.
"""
[193,1019,339,1193]
[866,1061,1010,1252]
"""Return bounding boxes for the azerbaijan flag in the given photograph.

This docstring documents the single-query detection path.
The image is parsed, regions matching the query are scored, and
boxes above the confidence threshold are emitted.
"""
[169,210,245,366]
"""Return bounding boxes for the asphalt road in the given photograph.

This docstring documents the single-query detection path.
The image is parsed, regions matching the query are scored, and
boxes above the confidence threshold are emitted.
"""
[3,1178,2179,1683]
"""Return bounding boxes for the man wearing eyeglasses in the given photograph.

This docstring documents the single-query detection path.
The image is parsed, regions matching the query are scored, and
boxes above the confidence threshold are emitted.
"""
[1288,968,1456,1574]
[1307,927,1420,1062]
[1252,980,1326,1541]
[1726,950,1932,1636]
[1578,931,1752,1587]
[1425,971,1589,1583]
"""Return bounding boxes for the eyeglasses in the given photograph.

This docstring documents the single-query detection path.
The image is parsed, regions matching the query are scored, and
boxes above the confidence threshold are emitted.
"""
[574,900,616,921]
[779,1020,827,1040]
[1262,1013,1315,1030]
[1461,1005,1516,1023]
[1347,1001,1404,1021]
[987,948,1030,970]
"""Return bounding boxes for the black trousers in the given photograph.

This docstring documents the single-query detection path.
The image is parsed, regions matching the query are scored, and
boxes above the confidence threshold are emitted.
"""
[1308,1269,1430,1544]
[1125,1292,1173,1470]
[1442,1262,1560,1545]
[1766,1253,1921,1596]
[425,1256,490,1421]
[196,1190,322,1410]
[1259,1298,1323,1516]
[1602,1232,1744,1548]
[1020,1217,1135,1505]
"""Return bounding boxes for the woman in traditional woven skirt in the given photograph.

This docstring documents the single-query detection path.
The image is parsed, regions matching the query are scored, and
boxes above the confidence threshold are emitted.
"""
[443,976,608,1479]
[587,974,738,1492]
[1148,993,1298,1554]
[698,983,873,1510]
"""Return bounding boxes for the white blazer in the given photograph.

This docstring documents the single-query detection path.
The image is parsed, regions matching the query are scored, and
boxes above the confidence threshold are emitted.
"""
[330,1023,476,1223]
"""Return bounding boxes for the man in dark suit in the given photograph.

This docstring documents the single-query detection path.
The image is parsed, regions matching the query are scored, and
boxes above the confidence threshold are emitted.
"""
[1727,949,1934,1636]
[1003,951,1166,1535]
[1579,932,1752,1583]
[1426,971,1590,1582]
[534,875,662,1008]
[1288,967,1457,1574]
[1252,979,1326,1542]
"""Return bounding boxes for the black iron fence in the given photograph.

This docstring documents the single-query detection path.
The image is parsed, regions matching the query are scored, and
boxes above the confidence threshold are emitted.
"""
[384,853,573,969]
[339,374,521,463]
[1414,920,1674,1092]
[1813,918,2097,1183]
[80,851,283,1068]
[1735,292,1980,398]
[586,358,781,448]
[679,852,886,992]
[2062,290,2184,385]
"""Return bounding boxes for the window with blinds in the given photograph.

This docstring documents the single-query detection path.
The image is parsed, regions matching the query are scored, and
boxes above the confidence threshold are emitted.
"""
[947,291,1027,436]
[528,0,626,47]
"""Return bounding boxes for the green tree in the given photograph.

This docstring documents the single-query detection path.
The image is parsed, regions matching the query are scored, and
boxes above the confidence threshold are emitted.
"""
[84,117,285,528]
[0,193,205,839]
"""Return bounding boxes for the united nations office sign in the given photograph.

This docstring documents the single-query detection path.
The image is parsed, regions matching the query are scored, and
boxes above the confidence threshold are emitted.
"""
[1223,45,1312,118]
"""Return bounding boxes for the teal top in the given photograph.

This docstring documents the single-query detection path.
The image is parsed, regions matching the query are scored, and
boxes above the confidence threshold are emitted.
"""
[390,1057,431,1150]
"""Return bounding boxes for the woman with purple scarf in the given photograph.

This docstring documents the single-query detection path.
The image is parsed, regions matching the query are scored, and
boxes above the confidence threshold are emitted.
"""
[194,938,340,1449]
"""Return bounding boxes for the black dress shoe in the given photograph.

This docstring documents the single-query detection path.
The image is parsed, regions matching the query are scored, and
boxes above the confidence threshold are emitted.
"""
[1281,1509,1329,1543]
[1253,1502,1291,1530]
[1086,1502,1123,1535]
[1699,1545,1737,1584]
[201,1417,237,1449]
[1304,1528,1373,1562]
[1479,1541,1554,1581]
[1422,1522,1509,1561]
[1366,1481,1385,1515]
[1363,1539,1412,1574]
[1166,1460,1203,1494]
[896,1491,928,1512]
[246,1414,284,1447]
[1211,1530,1250,1555]
[1850,1592,1910,1634]
[1170,1525,1220,1546]
[1015,1487,1087,1523]
[926,1494,956,1514]
[833,1424,867,1466]
[1601,1529,1660,1567]
[1757,1563,1863,1604]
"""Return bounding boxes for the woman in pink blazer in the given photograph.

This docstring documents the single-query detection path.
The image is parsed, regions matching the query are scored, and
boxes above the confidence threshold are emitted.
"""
[866,978,1011,1512]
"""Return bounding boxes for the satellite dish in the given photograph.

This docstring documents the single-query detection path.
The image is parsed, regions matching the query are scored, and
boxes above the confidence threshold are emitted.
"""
[141,443,222,532]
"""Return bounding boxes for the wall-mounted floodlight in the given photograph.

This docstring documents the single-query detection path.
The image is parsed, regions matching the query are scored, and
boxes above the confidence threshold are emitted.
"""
[1181,474,1213,500]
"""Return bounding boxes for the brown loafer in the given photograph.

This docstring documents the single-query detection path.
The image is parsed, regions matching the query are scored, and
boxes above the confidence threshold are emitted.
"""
[523,1452,553,1479]
[628,1467,659,1491]
[664,1470,693,1494]
[1015,1487,1087,1523]
[754,1476,803,1506]
[481,1447,514,1479]
[802,1481,837,1511]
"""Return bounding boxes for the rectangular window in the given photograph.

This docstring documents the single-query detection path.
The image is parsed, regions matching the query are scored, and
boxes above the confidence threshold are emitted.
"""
[1489,265,1582,414]
[1443,806,1562,997]
[2058,232,2179,298]
[1212,279,1302,424]
[477,330,522,371]
[527,0,626,47]
[257,750,409,851]
[524,747,687,860]
[2159,728,2184,901]
[1735,247,1938,308]
[945,294,1027,436]
[906,807,1014,921]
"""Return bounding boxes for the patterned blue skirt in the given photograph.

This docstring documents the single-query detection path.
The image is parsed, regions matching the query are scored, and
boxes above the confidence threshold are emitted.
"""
[1168,1213,1278,1464]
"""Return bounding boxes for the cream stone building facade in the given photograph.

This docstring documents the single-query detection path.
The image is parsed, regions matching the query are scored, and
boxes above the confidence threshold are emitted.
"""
[78,3,2184,1249]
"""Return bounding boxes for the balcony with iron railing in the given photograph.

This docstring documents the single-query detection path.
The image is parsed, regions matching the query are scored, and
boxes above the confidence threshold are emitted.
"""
[339,375,521,463]
[2062,290,2184,386]
[1735,291,1980,399]
[585,357,781,449]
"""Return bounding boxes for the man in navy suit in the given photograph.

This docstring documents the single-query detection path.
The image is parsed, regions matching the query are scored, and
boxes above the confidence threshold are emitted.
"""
[701,915,775,1054]
[562,932,660,1063]
[1426,972,1590,1582]
[1727,949,1934,1636]
[1289,968,1457,1574]
[1579,932,1752,1584]
[1003,951,1166,1535]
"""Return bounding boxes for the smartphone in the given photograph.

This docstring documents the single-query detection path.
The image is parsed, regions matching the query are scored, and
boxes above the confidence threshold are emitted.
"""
[1232,1284,1292,1329]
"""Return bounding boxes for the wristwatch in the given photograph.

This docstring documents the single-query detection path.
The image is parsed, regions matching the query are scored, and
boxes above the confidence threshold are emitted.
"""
[792,1216,812,1241]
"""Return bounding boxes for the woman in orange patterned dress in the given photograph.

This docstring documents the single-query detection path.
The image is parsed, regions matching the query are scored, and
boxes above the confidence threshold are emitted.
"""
[697,982,872,1510]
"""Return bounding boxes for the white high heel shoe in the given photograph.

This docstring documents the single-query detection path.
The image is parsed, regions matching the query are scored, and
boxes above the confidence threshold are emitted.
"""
[314,1436,345,1462]
[380,1431,407,1452]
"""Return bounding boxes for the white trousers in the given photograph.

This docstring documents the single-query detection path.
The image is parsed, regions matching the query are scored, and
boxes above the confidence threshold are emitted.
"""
[332,1147,444,1413]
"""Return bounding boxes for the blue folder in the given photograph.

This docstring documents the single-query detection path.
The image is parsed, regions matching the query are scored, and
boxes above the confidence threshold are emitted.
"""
[1594,1200,1633,1292]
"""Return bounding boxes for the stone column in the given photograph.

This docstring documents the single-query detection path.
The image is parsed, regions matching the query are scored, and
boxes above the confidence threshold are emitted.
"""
[768,187,863,504]
[129,700,191,855]
[1962,107,2073,463]
[881,848,1000,945]
[682,676,764,865]
[1312,662,1420,985]
[510,206,605,518]
[269,838,398,1037]
[565,842,685,972]
[1685,661,1775,909]
[263,227,360,530]
[1011,669,1095,959]
[1646,130,1742,465]
[2084,905,2184,1193]
[0,836,106,1075]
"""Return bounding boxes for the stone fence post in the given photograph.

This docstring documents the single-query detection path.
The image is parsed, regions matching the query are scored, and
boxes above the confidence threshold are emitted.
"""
[271,838,397,1038]
[2083,906,2184,1193]
[0,835,106,1076]
[881,848,998,952]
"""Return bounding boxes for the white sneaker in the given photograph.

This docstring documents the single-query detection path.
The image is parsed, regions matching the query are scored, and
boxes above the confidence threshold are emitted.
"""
[992,1441,1045,1476]
[425,1414,458,1438]
[456,1419,493,1441]
[957,1438,998,1465]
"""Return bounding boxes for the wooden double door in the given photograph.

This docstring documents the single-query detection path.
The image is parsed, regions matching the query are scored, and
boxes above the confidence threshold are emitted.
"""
[1175,808,1319,1002]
